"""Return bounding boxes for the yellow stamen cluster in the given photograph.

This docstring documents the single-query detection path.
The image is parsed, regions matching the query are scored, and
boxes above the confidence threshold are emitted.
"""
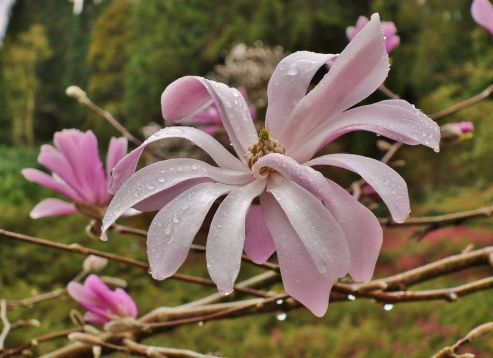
[245,128,285,172]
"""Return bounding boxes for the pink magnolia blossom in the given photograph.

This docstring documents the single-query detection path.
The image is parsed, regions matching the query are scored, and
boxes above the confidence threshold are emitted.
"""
[472,0,493,35]
[101,14,440,316]
[176,87,256,135]
[22,129,127,219]
[67,275,137,326]
[346,16,400,53]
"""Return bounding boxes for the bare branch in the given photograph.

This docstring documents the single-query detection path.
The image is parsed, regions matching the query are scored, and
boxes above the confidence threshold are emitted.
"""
[432,322,493,358]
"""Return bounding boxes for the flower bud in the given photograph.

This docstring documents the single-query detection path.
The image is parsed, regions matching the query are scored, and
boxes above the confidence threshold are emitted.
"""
[67,332,104,346]
[83,255,108,273]
[440,122,475,144]
[66,85,88,103]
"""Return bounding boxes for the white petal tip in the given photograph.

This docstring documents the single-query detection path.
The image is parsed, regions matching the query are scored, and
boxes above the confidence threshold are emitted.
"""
[100,231,108,241]
[219,288,234,296]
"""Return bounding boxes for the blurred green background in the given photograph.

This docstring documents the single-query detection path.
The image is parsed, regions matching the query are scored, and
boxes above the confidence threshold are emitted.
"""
[1,0,493,356]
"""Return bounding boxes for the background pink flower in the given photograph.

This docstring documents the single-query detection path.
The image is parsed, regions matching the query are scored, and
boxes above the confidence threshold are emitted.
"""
[346,16,400,53]
[22,129,127,219]
[67,274,138,326]
[471,0,493,35]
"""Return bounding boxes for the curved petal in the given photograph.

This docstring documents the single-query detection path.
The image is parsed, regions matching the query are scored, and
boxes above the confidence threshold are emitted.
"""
[260,193,335,317]
[147,182,233,280]
[290,99,441,162]
[101,159,252,240]
[30,198,77,219]
[266,175,350,278]
[106,137,128,176]
[472,0,493,35]
[84,311,109,326]
[108,126,246,194]
[22,168,80,201]
[113,288,138,317]
[206,179,266,294]
[265,51,337,137]
[324,179,382,282]
[252,153,381,281]
[133,178,210,212]
[38,144,85,199]
[279,13,389,150]
[161,76,258,160]
[243,204,276,264]
[306,153,410,223]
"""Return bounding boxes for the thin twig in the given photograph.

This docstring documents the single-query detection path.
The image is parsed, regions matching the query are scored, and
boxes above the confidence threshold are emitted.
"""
[0,300,10,350]
[123,338,218,358]
[432,322,493,358]
[379,204,493,227]
[0,229,270,298]
[431,84,493,121]
[378,84,400,99]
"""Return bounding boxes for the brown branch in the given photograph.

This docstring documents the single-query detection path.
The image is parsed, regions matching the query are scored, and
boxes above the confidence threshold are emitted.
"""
[0,301,10,350]
[378,84,400,100]
[0,229,270,299]
[432,322,493,358]
[431,84,493,121]
[379,204,493,227]
[6,288,65,309]
[0,328,79,358]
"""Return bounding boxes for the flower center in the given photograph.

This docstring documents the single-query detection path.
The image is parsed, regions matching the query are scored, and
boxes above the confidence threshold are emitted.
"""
[245,128,285,174]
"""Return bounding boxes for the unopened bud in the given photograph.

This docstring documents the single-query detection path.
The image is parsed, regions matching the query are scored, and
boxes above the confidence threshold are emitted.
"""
[68,332,104,346]
[104,317,140,333]
[441,122,475,144]
[83,255,108,273]
[66,86,88,103]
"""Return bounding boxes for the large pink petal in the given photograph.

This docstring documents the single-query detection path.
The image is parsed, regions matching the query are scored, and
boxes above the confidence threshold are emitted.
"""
[101,159,252,240]
[324,179,382,282]
[133,178,210,212]
[161,76,258,160]
[290,99,440,162]
[147,182,233,280]
[67,281,99,307]
[106,137,128,177]
[243,204,275,264]
[108,127,246,194]
[266,175,350,278]
[84,312,109,326]
[22,168,80,201]
[306,153,410,223]
[206,179,266,294]
[265,51,337,137]
[472,0,493,35]
[260,193,335,317]
[113,288,138,318]
[30,198,77,219]
[252,153,381,281]
[279,13,389,150]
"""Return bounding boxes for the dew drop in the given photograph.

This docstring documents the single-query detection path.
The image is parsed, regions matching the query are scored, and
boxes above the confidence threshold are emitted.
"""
[347,294,356,301]
[287,67,298,76]
[276,312,287,321]
[383,303,394,311]
[158,178,167,183]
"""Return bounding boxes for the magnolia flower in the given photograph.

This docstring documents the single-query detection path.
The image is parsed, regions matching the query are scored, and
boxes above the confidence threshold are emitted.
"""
[22,129,127,219]
[472,0,493,35]
[176,88,256,135]
[101,14,440,316]
[346,16,400,53]
[441,121,475,144]
[67,275,137,326]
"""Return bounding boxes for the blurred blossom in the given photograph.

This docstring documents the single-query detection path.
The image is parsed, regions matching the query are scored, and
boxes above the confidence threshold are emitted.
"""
[471,0,493,35]
[0,0,15,45]
[69,0,103,15]
[102,14,440,317]
[177,88,256,135]
[83,255,108,273]
[210,42,285,108]
[440,122,475,144]
[346,16,400,53]
[22,129,127,219]
[67,275,137,326]
[361,183,382,202]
